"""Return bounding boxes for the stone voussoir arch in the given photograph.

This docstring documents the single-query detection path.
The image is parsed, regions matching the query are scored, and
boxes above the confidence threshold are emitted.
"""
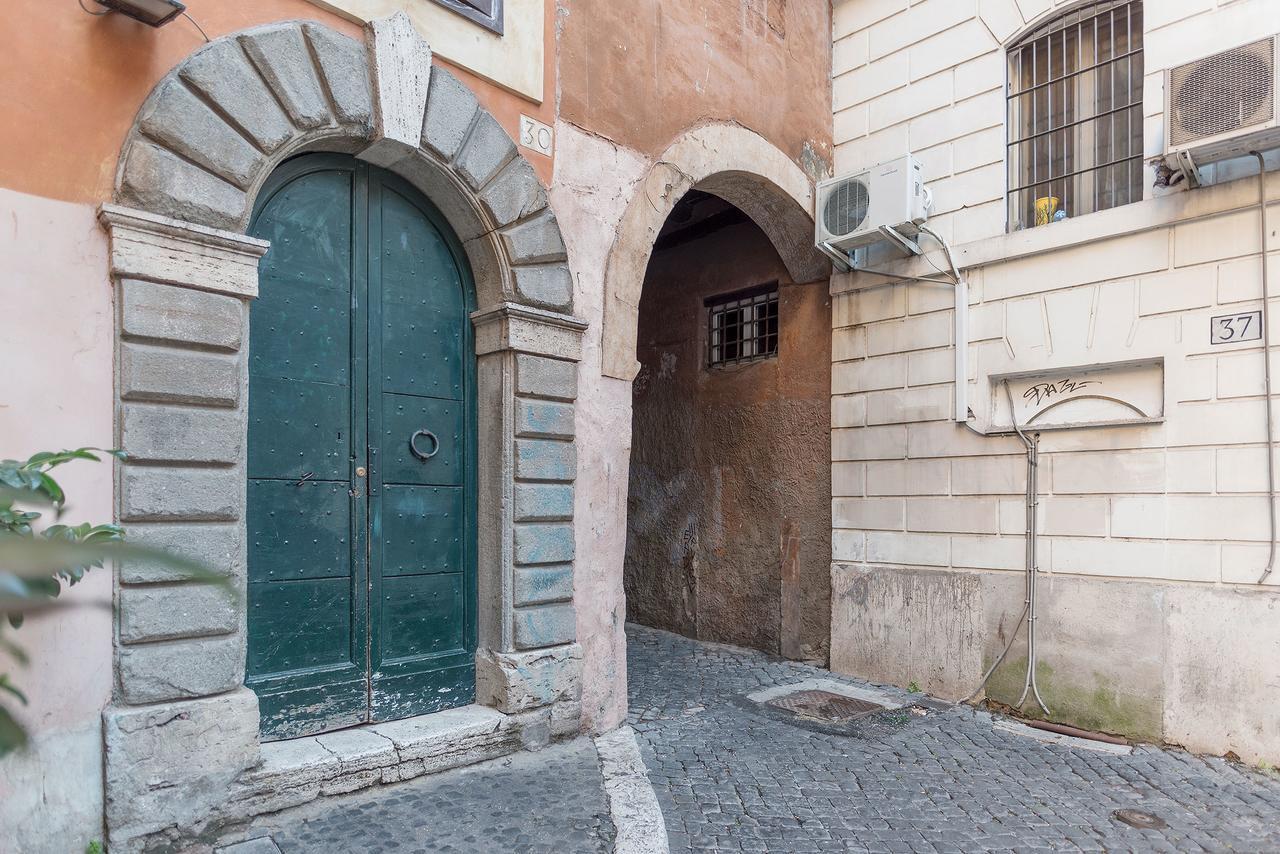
[600,121,831,380]
[99,13,589,852]
[113,12,570,312]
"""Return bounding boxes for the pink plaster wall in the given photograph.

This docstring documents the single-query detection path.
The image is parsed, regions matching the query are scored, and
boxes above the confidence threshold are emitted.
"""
[0,188,115,849]
[0,188,115,730]
[551,122,649,732]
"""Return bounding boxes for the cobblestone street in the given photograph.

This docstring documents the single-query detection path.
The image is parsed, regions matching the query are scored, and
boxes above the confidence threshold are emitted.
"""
[223,740,616,854]
[627,625,1280,853]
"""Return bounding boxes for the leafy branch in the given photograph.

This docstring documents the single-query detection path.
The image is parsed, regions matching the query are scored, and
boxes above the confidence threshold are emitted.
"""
[0,448,230,757]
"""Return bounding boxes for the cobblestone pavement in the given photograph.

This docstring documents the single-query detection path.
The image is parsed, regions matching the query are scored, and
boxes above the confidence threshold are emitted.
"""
[627,625,1280,853]
[231,739,615,854]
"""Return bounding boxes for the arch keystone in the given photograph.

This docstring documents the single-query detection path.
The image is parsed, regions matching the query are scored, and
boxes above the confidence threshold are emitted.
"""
[362,11,433,167]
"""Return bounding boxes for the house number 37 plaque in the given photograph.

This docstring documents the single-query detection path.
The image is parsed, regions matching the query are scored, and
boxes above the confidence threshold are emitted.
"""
[1210,311,1263,345]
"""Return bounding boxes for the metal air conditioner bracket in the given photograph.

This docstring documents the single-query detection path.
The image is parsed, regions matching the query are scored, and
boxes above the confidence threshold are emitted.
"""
[1171,150,1204,189]
[879,224,924,256]
[817,240,853,273]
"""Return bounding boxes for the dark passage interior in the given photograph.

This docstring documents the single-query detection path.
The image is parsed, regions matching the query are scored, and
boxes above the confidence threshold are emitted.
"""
[623,190,832,662]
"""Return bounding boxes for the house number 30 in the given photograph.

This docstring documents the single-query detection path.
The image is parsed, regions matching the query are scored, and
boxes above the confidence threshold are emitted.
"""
[519,115,554,158]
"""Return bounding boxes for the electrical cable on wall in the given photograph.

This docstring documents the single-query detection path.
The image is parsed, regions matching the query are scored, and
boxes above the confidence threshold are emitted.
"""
[852,227,1055,716]
[183,11,210,42]
[1002,380,1050,716]
[1250,150,1276,585]
[958,384,1050,717]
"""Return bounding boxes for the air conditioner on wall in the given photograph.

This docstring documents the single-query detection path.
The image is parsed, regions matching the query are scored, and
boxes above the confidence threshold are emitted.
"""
[1165,35,1280,173]
[814,155,932,257]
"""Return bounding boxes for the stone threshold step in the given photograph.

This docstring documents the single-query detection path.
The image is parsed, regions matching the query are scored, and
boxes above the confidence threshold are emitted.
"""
[231,703,557,818]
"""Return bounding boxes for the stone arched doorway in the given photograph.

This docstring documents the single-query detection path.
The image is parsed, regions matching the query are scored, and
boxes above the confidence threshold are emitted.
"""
[600,123,832,381]
[100,13,586,851]
[601,124,834,662]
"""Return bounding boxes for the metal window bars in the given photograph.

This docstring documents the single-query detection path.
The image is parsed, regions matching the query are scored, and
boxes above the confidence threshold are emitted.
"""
[707,286,779,367]
[1006,0,1144,231]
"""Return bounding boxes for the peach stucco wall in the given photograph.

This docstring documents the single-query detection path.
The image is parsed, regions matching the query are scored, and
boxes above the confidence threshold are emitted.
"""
[0,0,556,205]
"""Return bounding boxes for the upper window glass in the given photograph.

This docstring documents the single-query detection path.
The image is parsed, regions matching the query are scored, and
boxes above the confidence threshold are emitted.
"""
[1006,0,1144,231]
[432,0,503,35]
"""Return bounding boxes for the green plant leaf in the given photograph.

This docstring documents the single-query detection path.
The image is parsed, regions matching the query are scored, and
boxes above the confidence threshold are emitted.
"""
[35,473,64,508]
[0,537,233,597]
[0,705,27,758]
[0,634,29,666]
[0,674,27,705]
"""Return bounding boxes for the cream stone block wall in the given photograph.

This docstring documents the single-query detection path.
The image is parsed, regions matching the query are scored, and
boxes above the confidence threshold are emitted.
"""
[830,0,1280,762]
[832,184,1280,592]
[832,0,1279,243]
[828,177,1280,763]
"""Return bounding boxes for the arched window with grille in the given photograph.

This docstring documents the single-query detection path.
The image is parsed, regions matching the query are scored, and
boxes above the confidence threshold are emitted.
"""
[1006,0,1144,231]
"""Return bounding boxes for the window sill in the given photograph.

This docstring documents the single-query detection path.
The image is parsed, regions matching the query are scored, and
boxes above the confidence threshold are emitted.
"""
[831,169,1280,296]
[432,0,503,35]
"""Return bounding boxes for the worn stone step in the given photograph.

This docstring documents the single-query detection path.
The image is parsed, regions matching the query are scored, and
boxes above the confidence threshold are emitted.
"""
[232,704,552,817]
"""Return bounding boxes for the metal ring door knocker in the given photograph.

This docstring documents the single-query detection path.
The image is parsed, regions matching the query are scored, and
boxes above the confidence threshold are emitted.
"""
[409,429,440,461]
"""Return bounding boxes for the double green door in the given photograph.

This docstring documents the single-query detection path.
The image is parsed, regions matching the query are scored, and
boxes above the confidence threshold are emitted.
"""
[246,154,476,741]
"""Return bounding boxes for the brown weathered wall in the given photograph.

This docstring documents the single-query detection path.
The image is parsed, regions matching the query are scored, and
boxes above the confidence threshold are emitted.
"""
[625,218,831,660]
[556,0,832,178]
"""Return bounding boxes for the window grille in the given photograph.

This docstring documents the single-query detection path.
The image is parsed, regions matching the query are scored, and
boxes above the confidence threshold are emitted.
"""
[707,286,779,367]
[1006,0,1143,231]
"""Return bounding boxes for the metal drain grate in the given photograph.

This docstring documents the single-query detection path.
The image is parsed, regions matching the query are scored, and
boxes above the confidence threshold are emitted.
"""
[766,690,885,722]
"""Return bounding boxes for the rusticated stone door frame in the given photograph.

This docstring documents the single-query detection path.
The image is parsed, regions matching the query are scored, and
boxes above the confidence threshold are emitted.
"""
[99,13,585,851]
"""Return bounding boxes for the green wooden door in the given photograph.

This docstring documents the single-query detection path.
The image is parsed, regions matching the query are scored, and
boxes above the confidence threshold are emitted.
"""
[246,153,476,741]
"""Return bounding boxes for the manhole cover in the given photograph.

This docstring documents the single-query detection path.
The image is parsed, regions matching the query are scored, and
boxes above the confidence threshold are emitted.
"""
[1112,809,1168,830]
[766,690,885,722]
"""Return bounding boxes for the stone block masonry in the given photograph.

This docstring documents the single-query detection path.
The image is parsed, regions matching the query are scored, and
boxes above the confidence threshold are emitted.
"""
[511,352,580,650]
[110,220,262,713]
[828,0,1280,761]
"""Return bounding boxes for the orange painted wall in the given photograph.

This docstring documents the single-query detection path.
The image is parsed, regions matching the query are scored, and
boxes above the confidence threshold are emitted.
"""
[0,0,556,206]
[556,0,832,177]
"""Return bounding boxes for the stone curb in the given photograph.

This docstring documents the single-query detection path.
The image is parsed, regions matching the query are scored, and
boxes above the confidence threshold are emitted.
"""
[992,717,1135,755]
[594,726,669,854]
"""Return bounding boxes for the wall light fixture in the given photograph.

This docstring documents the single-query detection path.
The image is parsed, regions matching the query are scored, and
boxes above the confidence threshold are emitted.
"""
[94,0,186,27]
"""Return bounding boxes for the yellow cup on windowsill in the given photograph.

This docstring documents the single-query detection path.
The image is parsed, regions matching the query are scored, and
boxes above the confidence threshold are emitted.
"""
[1035,195,1060,226]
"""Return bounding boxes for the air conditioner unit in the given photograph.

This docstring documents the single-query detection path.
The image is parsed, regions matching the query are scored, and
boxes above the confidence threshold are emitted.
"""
[1165,35,1280,167]
[815,155,931,254]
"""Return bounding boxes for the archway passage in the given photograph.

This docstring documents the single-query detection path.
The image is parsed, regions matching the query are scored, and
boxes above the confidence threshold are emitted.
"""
[624,190,832,661]
[247,153,476,740]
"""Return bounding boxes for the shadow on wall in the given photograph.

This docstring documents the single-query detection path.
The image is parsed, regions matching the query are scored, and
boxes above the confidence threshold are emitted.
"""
[623,192,832,662]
